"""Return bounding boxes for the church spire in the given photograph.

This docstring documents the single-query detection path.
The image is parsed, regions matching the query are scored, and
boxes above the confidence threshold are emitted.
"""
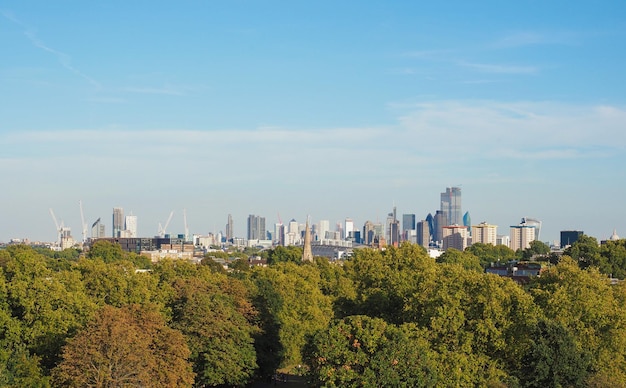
[302,216,314,262]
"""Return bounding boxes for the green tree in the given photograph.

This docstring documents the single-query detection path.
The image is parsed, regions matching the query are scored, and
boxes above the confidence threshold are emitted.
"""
[519,318,591,387]
[598,239,626,279]
[252,262,333,375]
[563,235,603,269]
[519,240,551,260]
[436,248,483,271]
[304,316,439,387]
[529,257,626,378]
[266,245,303,265]
[52,304,194,387]
[170,276,258,386]
[466,243,517,268]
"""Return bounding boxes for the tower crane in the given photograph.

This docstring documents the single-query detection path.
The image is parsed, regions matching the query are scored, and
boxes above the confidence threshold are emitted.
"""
[183,208,189,242]
[49,208,62,245]
[157,211,174,238]
[79,200,88,243]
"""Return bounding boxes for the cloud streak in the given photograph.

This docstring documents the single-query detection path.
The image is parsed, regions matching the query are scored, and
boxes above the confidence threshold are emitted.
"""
[1,10,100,88]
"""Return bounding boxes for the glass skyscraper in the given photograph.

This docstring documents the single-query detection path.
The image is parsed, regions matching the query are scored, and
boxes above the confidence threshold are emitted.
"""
[440,187,462,226]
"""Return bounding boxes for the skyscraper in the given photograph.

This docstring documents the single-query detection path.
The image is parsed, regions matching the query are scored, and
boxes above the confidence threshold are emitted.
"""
[402,214,416,235]
[345,218,354,240]
[416,220,430,248]
[247,214,266,241]
[440,187,462,226]
[91,218,105,239]
[125,214,137,238]
[560,230,583,248]
[226,214,234,242]
[433,210,446,243]
[112,207,124,238]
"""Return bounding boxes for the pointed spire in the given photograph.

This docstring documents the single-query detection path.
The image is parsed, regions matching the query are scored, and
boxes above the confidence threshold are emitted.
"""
[302,216,314,262]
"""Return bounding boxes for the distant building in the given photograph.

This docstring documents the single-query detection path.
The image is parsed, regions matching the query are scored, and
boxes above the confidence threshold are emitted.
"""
[496,235,510,247]
[125,214,137,238]
[416,220,430,248]
[91,218,105,239]
[387,206,400,246]
[112,207,124,238]
[472,222,498,245]
[226,214,234,242]
[560,230,583,248]
[510,223,536,251]
[463,211,471,233]
[247,214,266,241]
[345,218,354,240]
[318,220,330,242]
[433,210,447,243]
[440,187,462,226]
[442,225,469,251]
[402,214,416,235]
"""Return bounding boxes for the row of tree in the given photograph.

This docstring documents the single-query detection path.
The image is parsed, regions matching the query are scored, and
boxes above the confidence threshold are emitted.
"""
[0,236,625,386]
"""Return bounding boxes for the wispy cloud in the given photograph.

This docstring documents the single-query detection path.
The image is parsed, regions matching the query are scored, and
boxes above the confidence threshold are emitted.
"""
[1,10,100,88]
[460,61,538,74]
[123,87,186,96]
[493,31,578,48]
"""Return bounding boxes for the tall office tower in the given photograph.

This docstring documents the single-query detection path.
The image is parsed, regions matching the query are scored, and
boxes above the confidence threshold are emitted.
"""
[387,206,400,246]
[442,225,470,251]
[560,230,583,248]
[472,222,498,245]
[91,218,105,239]
[226,214,234,242]
[433,210,447,243]
[125,214,138,238]
[373,223,384,243]
[363,220,375,245]
[112,207,124,237]
[463,212,471,233]
[425,213,434,239]
[510,223,536,251]
[247,214,266,240]
[274,223,285,245]
[345,218,354,240]
[440,187,462,226]
[318,220,330,241]
[402,214,416,236]
[416,220,430,248]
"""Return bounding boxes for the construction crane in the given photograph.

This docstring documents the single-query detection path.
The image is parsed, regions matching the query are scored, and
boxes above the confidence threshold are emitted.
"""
[79,200,88,243]
[157,211,174,238]
[49,208,62,245]
[183,208,189,242]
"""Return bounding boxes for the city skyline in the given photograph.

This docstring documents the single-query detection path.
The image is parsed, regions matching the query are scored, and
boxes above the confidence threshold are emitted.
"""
[1,2,625,243]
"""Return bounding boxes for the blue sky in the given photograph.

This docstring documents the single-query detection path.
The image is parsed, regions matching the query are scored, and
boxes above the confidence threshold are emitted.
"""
[1,1,625,243]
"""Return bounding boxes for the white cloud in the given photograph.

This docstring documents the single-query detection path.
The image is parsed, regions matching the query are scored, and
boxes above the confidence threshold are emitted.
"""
[460,62,538,74]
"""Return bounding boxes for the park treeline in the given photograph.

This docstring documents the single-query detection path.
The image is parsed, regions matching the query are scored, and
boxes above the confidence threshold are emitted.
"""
[1,236,626,387]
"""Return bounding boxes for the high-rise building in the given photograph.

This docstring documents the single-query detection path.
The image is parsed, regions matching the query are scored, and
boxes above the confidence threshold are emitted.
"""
[91,218,105,239]
[318,220,330,241]
[442,225,469,251]
[247,214,266,241]
[363,221,375,245]
[440,187,462,226]
[560,230,583,248]
[345,218,354,240]
[433,210,447,243]
[416,220,430,248]
[387,206,400,246]
[402,214,416,233]
[125,214,138,238]
[425,213,434,239]
[510,223,536,251]
[463,211,471,233]
[472,222,498,245]
[226,214,234,242]
[112,207,124,238]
